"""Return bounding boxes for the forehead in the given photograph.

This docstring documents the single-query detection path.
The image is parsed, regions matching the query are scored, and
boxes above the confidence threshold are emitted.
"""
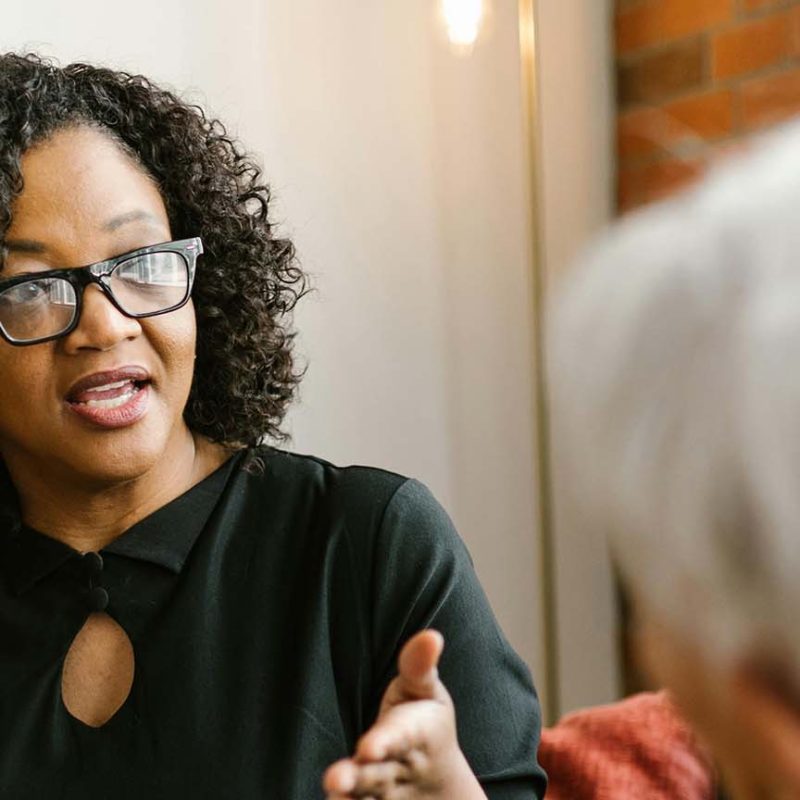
[9,126,168,242]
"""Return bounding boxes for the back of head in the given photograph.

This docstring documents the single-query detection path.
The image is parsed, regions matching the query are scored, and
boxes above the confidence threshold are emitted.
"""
[550,118,800,686]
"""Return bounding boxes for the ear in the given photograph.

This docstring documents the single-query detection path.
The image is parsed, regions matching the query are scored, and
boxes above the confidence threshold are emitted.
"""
[729,659,800,789]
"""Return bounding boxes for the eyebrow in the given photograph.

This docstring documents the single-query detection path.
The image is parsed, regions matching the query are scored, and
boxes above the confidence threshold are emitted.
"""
[103,209,165,233]
[3,210,167,255]
[3,239,46,255]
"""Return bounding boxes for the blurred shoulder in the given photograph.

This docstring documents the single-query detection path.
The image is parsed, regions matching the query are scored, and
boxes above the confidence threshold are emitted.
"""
[539,692,714,800]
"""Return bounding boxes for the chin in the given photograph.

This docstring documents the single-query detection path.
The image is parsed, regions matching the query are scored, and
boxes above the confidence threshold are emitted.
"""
[63,422,182,487]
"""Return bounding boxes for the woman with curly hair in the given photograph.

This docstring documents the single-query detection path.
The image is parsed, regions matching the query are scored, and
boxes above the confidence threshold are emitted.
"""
[0,53,545,799]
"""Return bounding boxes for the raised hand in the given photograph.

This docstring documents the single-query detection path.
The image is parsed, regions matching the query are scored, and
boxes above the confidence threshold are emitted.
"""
[323,629,487,799]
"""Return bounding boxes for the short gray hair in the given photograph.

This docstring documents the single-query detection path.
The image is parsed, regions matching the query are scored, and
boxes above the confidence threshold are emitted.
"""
[549,118,800,677]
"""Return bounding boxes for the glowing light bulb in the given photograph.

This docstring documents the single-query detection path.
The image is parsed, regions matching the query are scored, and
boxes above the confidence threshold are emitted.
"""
[441,0,485,48]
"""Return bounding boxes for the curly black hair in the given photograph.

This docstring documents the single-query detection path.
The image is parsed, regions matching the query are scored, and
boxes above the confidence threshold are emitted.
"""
[0,52,308,450]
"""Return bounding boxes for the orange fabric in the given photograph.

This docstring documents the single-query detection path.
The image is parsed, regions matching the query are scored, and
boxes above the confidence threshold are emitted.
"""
[539,691,715,800]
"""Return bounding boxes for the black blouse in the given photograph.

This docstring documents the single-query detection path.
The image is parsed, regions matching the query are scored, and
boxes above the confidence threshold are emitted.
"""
[0,446,546,799]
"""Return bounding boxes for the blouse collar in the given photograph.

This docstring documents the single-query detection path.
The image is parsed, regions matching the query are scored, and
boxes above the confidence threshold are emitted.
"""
[0,450,244,596]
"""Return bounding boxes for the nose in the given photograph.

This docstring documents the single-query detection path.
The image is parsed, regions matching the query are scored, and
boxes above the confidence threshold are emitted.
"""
[61,284,143,353]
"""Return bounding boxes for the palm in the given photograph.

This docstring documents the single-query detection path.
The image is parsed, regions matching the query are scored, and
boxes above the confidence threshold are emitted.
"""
[323,630,462,798]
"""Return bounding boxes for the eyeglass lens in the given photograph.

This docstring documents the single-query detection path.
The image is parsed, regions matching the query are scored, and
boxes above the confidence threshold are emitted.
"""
[0,251,189,343]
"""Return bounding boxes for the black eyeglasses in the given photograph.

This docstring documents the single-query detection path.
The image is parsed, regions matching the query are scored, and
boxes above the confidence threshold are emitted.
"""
[0,237,202,346]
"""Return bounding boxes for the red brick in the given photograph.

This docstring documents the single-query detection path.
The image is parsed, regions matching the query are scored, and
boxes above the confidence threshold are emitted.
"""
[618,155,707,210]
[619,108,671,158]
[790,5,800,58]
[668,90,736,138]
[712,13,791,79]
[743,0,786,11]
[617,0,734,54]
[741,66,800,129]
[618,37,706,106]
[618,90,734,158]
[640,156,707,201]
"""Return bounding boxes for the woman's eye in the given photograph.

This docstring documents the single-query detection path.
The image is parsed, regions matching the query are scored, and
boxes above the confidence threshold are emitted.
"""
[5,281,49,304]
[21,282,47,300]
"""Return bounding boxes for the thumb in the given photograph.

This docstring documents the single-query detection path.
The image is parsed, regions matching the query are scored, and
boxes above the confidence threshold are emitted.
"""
[396,629,445,700]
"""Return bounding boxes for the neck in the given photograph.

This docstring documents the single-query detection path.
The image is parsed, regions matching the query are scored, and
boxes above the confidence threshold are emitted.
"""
[3,429,230,552]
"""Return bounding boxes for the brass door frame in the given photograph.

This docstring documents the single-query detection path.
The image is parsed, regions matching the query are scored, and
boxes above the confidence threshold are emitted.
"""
[518,0,559,726]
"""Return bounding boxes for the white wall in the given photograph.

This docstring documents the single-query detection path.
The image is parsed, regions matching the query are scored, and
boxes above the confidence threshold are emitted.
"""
[252,0,546,691]
[3,1,547,693]
[536,0,620,713]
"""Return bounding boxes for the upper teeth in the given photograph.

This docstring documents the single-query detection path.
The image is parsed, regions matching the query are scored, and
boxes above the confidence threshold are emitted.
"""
[85,380,133,393]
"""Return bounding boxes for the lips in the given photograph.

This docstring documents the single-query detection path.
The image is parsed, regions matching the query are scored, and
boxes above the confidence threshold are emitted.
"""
[66,366,151,403]
[65,366,152,429]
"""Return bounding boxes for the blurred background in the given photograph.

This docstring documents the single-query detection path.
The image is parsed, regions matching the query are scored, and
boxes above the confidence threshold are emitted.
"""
[4,0,797,725]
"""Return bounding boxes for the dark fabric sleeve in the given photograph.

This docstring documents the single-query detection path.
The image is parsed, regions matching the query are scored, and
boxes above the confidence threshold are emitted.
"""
[366,478,547,799]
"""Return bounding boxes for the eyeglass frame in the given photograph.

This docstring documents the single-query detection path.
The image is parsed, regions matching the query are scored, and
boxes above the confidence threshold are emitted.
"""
[0,237,203,346]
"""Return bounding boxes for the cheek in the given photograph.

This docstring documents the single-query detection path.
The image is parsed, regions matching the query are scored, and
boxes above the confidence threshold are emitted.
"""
[636,616,739,755]
[636,617,713,707]
[146,304,197,409]
[637,629,686,700]
[144,306,197,387]
[0,347,56,451]
[0,348,53,406]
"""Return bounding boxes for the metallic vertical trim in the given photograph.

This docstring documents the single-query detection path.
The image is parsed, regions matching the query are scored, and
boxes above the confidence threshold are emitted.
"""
[518,0,560,725]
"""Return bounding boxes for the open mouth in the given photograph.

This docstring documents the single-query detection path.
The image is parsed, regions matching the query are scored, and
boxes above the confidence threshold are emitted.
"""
[67,379,149,409]
[65,373,152,429]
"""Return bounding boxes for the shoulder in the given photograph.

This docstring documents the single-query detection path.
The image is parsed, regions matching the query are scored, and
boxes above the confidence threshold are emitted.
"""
[239,446,460,558]
[240,446,448,531]
[248,445,409,505]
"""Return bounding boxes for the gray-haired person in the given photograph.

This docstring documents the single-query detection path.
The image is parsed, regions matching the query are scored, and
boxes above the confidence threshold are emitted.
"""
[550,119,800,800]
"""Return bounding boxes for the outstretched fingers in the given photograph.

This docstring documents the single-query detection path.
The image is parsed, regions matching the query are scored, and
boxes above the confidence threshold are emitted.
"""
[323,756,414,798]
[323,629,461,799]
[358,699,451,761]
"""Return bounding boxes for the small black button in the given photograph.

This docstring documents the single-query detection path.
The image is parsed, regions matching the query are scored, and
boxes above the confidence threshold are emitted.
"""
[82,551,104,577]
[87,586,109,612]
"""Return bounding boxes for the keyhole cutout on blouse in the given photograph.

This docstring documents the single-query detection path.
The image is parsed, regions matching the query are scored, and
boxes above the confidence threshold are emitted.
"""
[61,612,135,727]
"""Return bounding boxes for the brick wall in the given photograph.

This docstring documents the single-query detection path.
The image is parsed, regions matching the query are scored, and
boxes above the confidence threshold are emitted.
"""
[616,0,800,211]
